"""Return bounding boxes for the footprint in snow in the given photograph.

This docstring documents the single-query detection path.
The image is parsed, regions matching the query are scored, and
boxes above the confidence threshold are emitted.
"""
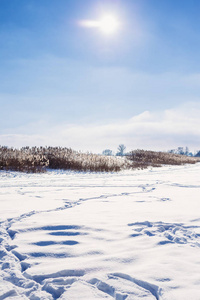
[128,221,200,247]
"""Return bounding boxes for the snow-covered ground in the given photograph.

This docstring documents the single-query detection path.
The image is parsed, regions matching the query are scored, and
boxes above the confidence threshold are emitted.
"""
[0,164,200,299]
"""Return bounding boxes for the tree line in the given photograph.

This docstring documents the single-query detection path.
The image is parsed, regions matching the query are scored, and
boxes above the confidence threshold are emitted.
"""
[103,145,200,157]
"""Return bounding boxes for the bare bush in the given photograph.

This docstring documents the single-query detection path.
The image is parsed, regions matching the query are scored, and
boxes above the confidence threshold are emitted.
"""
[0,146,48,172]
[45,147,126,172]
[0,147,199,173]
[127,149,200,169]
[0,146,127,173]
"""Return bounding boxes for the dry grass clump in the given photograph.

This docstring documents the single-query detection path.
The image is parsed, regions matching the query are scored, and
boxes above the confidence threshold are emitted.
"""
[46,147,126,172]
[128,149,200,169]
[1,146,199,173]
[0,146,48,172]
[0,146,126,173]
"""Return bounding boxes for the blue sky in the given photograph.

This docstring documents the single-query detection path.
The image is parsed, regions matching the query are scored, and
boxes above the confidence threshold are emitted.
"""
[1,0,200,152]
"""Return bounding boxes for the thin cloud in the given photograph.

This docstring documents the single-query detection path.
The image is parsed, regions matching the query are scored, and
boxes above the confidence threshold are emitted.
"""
[1,103,200,153]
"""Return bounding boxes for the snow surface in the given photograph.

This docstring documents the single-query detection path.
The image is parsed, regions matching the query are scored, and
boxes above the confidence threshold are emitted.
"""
[0,164,200,299]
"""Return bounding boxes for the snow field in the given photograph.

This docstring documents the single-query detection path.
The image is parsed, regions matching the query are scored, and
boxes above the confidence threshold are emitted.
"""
[0,164,200,299]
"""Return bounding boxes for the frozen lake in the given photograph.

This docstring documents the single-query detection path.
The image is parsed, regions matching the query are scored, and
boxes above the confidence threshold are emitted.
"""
[0,163,200,299]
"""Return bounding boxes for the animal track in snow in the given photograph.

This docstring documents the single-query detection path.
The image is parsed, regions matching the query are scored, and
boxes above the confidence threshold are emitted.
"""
[88,272,162,299]
[128,221,200,247]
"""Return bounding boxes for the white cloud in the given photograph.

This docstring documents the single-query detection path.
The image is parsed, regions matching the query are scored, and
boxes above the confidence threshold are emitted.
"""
[1,102,200,153]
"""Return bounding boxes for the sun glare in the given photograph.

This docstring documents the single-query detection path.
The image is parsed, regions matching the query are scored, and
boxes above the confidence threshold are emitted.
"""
[98,14,119,35]
[80,13,120,35]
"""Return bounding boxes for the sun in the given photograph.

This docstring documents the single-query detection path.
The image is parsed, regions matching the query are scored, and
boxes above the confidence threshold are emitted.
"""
[97,14,120,35]
[79,13,120,36]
